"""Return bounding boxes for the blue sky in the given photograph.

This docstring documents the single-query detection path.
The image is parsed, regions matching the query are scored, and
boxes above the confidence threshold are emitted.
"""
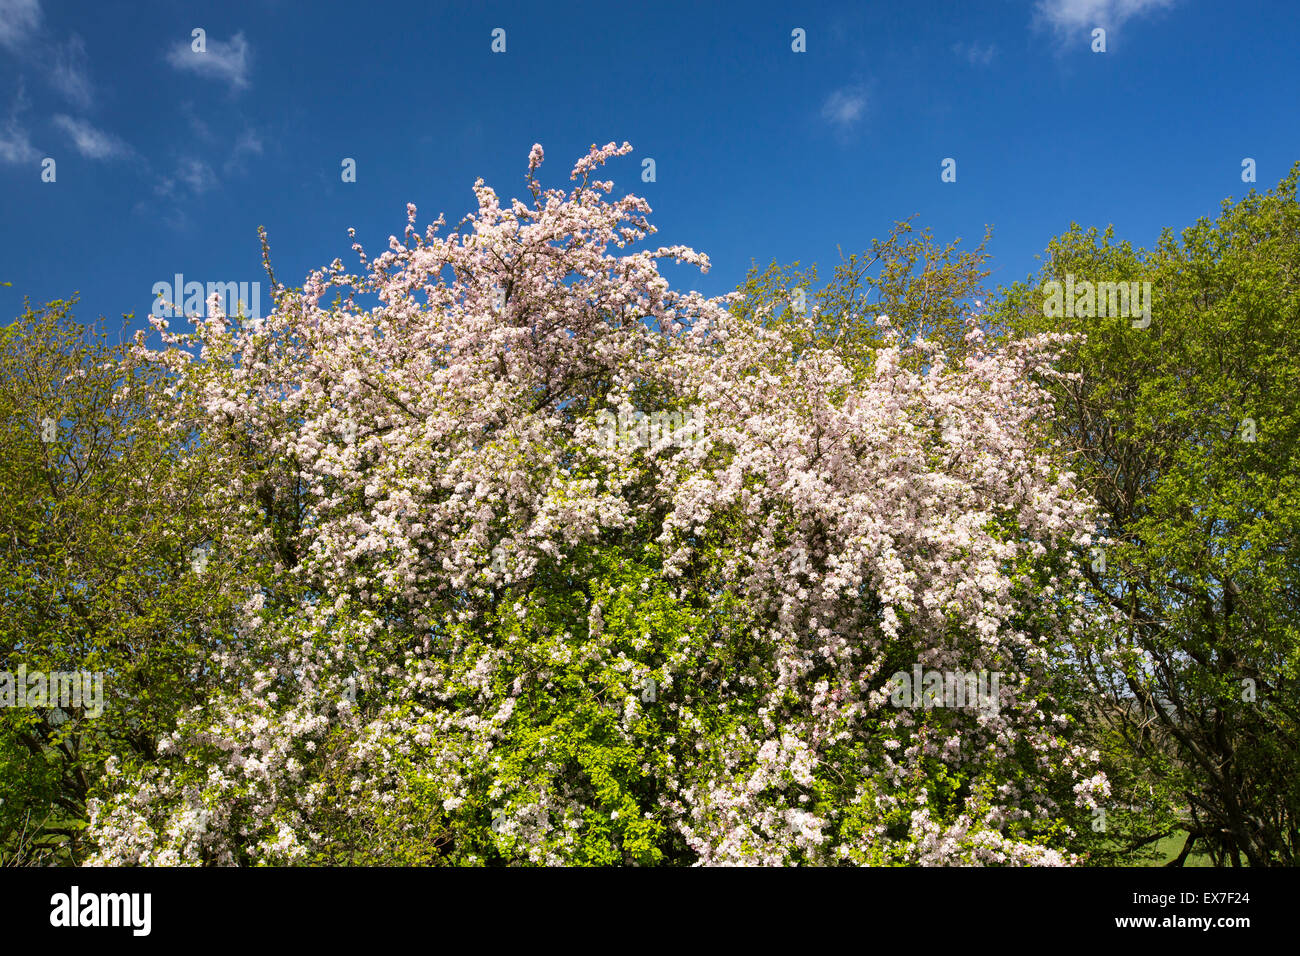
[2,0,1298,334]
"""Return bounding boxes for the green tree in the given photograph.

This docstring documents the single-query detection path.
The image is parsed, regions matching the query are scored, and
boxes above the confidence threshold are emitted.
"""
[729,217,995,377]
[0,296,238,863]
[992,165,1300,866]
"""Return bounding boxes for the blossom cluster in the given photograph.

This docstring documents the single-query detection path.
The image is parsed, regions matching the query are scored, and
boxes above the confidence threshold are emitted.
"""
[89,142,1106,866]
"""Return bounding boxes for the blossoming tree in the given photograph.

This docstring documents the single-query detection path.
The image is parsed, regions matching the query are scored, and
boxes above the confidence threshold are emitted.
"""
[89,143,1109,865]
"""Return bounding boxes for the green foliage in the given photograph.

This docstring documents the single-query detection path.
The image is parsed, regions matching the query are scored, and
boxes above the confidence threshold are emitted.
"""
[729,217,995,377]
[0,297,238,863]
[991,163,1300,865]
[7,166,1299,867]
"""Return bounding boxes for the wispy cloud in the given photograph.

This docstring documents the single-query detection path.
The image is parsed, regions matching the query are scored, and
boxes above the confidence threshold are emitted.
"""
[52,114,130,159]
[223,127,263,175]
[821,86,868,131]
[134,192,191,232]
[50,34,93,108]
[0,0,41,52]
[953,41,998,67]
[184,103,213,142]
[152,155,219,206]
[0,79,40,165]
[175,157,217,193]
[0,121,39,164]
[1035,0,1178,39]
[0,5,102,112]
[165,31,252,92]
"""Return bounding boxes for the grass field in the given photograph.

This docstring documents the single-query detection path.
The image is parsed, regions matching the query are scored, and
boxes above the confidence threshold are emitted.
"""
[1147,831,1218,867]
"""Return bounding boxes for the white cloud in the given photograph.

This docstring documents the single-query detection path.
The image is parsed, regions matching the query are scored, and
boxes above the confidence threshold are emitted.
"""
[165,31,251,92]
[223,127,263,175]
[184,104,213,142]
[175,157,217,193]
[142,155,220,231]
[0,78,39,164]
[1035,0,1178,37]
[52,114,130,159]
[821,86,868,130]
[0,121,39,164]
[953,41,998,66]
[235,128,262,155]
[0,0,41,51]
[50,34,93,108]
[0,6,99,108]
